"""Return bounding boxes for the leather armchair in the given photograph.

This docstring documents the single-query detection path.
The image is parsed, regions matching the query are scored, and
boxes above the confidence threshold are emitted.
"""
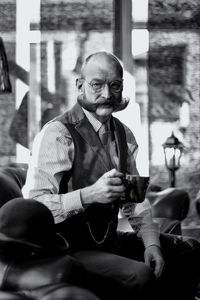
[0,253,99,300]
[0,166,26,207]
[1,254,85,291]
[148,187,190,235]
[0,284,99,300]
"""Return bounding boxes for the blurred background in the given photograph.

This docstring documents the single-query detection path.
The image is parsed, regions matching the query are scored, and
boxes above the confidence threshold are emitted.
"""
[0,0,200,228]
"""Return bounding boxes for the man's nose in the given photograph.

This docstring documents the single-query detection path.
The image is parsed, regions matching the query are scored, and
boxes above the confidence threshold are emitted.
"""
[101,84,112,98]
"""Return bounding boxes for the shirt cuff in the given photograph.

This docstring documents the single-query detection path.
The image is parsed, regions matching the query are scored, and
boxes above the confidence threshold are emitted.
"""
[139,224,161,249]
[62,189,84,218]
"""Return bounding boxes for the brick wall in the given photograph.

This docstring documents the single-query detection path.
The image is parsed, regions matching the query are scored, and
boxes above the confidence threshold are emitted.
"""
[0,41,16,166]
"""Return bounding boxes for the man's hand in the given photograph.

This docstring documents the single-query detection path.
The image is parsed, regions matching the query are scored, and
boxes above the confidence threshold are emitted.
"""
[144,245,165,278]
[81,168,125,206]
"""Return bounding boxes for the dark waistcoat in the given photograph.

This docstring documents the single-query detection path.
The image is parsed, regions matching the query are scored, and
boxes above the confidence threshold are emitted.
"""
[54,103,128,249]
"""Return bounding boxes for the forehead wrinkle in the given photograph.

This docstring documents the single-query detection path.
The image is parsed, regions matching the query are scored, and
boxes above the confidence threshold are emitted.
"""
[84,60,122,82]
[81,52,123,80]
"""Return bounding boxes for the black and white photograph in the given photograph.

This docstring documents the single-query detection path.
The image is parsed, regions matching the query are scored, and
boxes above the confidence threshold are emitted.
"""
[0,1,200,299]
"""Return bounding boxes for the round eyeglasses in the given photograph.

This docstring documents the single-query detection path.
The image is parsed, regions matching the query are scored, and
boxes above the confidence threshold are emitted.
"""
[84,79,123,93]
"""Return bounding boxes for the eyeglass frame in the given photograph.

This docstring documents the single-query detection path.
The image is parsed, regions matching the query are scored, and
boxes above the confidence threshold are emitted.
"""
[83,78,123,93]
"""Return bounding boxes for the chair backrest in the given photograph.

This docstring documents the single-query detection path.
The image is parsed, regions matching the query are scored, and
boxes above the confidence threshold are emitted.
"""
[147,187,190,235]
[0,167,27,208]
[149,188,190,221]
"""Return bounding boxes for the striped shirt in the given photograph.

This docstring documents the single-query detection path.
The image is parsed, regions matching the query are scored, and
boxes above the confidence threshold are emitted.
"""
[23,109,160,248]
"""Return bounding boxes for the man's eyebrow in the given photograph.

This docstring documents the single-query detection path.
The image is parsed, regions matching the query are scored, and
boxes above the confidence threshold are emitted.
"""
[89,78,104,82]
[90,78,122,82]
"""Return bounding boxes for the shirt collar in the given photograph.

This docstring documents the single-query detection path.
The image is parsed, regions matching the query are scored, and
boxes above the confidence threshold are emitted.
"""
[82,108,111,133]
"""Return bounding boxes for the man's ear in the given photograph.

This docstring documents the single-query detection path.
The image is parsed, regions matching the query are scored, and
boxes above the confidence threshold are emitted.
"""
[76,78,84,92]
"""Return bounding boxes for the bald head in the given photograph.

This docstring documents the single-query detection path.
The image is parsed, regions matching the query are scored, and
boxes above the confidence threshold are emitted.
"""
[80,51,123,79]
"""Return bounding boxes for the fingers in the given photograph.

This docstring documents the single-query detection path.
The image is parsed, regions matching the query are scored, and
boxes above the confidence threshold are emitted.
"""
[104,170,125,195]
[154,258,165,278]
[105,168,124,179]
[105,183,125,194]
[144,246,165,279]
[148,256,165,278]
[102,169,124,186]
[145,258,160,278]
[93,170,125,203]
[103,178,125,200]
[108,177,123,186]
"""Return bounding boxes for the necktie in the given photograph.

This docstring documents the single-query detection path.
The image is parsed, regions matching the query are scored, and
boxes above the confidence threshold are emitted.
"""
[99,123,110,146]
[98,122,118,168]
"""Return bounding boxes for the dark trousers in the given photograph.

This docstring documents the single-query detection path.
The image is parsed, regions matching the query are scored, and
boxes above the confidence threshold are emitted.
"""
[71,232,200,300]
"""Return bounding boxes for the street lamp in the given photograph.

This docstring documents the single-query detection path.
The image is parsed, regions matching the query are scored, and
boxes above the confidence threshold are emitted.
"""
[162,132,184,187]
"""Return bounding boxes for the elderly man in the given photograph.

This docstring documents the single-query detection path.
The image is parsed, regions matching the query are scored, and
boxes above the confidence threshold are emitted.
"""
[24,51,200,300]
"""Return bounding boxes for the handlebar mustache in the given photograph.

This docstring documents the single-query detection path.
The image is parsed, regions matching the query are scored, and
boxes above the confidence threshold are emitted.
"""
[77,94,130,112]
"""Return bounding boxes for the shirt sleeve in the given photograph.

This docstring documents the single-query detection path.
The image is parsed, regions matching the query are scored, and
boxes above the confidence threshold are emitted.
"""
[23,121,84,224]
[122,125,161,248]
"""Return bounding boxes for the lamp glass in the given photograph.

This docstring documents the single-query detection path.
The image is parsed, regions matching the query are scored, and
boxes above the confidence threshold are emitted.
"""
[164,147,182,171]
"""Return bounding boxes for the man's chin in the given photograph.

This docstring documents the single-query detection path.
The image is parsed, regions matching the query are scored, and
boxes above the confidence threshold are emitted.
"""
[95,106,114,116]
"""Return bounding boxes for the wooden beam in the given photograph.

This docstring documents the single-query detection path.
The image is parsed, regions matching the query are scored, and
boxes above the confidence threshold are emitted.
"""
[28,0,41,149]
[113,0,133,73]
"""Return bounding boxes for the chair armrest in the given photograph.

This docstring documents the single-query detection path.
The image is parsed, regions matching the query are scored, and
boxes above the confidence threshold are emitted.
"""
[153,217,182,235]
[149,188,190,221]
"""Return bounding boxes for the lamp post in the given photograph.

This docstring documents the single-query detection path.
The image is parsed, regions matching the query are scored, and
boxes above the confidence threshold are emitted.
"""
[162,132,184,187]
